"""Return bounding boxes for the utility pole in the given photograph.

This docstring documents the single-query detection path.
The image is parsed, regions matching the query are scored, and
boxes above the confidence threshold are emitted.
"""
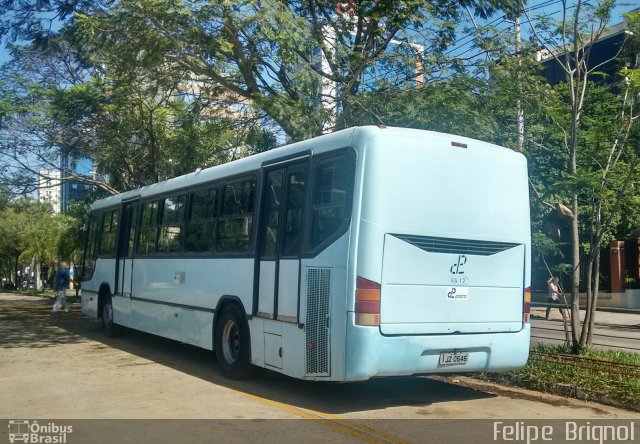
[515,16,524,151]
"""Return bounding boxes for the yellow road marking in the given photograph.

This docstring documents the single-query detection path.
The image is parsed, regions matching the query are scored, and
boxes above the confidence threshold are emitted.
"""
[226,386,409,444]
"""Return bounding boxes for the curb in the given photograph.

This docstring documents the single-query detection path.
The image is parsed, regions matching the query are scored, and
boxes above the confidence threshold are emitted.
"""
[482,374,639,413]
[592,307,640,315]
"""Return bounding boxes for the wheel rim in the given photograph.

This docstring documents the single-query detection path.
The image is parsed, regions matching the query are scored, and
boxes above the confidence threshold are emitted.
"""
[103,303,112,327]
[222,319,240,364]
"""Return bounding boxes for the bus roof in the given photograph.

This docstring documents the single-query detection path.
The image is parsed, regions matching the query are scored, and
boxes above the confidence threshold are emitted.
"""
[90,126,521,211]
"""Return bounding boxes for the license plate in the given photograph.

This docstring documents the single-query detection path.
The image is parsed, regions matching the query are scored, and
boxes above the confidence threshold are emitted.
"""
[439,351,469,366]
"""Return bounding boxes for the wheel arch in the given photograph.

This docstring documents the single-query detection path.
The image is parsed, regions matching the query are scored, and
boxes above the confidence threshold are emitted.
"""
[212,295,249,351]
[97,283,112,319]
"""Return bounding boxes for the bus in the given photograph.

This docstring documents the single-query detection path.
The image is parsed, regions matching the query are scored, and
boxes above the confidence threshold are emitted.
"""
[80,126,531,381]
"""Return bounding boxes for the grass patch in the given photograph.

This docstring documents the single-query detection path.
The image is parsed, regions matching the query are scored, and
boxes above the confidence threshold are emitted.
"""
[481,344,640,411]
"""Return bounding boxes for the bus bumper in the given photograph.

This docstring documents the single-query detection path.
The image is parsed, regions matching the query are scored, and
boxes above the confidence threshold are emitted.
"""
[345,313,531,381]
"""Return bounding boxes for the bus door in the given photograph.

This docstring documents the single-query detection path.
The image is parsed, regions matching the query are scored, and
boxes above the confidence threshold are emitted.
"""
[257,163,309,323]
[114,198,139,319]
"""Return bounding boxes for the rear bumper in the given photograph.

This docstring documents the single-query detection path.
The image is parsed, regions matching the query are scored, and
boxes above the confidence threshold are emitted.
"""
[345,312,530,381]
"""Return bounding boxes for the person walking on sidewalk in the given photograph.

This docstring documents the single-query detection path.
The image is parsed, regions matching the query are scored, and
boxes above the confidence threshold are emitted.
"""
[52,262,70,313]
[545,276,563,320]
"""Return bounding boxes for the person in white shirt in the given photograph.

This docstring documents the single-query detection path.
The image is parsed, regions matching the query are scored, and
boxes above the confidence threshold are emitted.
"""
[545,276,563,320]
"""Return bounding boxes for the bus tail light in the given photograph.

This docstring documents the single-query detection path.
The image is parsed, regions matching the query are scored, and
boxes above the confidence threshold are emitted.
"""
[355,276,381,326]
[523,286,531,323]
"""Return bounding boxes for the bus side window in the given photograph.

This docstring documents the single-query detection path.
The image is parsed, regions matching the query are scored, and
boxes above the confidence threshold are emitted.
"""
[185,187,218,253]
[218,177,256,253]
[82,216,98,279]
[281,168,307,256]
[137,201,159,255]
[309,155,352,250]
[99,209,119,256]
[158,194,186,254]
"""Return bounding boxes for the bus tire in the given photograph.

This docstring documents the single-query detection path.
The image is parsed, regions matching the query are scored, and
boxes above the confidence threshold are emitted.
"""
[215,304,254,379]
[101,296,120,337]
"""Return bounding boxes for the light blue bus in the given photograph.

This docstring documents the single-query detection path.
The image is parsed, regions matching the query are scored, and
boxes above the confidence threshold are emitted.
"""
[80,126,531,381]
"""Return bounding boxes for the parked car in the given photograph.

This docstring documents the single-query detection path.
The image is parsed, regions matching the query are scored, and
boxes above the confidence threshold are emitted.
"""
[2,282,16,290]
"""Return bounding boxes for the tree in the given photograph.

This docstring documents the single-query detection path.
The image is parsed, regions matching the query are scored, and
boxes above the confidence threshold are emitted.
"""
[0,203,27,284]
[49,69,246,191]
[346,76,498,138]
[2,0,521,141]
[0,198,75,288]
[0,43,119,197]
[0,30,254,197]
[523,4,640,349]
[57,201,91,269]
[344,6,640,352]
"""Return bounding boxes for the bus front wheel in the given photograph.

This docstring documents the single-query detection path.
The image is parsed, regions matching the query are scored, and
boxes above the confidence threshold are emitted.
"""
[101,296,120,337]
[215,305,254,379]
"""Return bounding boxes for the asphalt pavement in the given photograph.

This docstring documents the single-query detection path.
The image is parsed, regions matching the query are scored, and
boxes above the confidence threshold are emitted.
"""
[530,307,640,353]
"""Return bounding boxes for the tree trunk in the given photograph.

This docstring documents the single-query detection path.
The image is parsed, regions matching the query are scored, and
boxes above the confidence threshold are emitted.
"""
[14,254,19,286]
[34,253,42,291]
[569,198,581,351]
[569,89,581,352]
[148,110,158,183]
[579,250,593,347]
[586,248,601,346]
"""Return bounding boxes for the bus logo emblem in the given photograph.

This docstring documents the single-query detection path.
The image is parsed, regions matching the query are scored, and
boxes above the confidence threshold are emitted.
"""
[447,287,469,299]
[450,255,467,274]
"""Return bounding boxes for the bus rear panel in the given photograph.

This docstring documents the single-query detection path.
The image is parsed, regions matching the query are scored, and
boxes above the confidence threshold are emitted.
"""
[346,129,531,380]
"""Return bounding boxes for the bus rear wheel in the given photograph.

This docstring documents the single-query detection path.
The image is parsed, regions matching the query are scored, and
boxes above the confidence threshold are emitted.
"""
[215,305,254,379]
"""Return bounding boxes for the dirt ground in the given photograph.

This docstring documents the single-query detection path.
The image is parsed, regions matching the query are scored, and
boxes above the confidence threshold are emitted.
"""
[1,293,637,443]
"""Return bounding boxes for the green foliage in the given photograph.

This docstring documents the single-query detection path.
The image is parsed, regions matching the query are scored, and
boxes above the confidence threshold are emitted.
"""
[0,198,84,282]
[346,76,498,140]
[245,126,279,155]
[0,1,637,309]
[484,344,640,410]
[0,30,259,196]
[0,0,523,198]
[57,201,91,265]
[344,25,640,297]
[46,0,520,140]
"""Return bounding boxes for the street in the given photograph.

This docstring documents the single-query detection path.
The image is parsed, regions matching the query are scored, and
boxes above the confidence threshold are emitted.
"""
[530,307,640,353]
[1,293,638,443]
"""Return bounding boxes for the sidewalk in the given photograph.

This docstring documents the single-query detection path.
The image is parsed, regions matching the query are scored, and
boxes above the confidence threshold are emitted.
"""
[530,306,639,327]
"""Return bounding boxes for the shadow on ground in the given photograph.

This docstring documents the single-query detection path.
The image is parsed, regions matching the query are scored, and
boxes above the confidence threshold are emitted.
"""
[0,294,496,415]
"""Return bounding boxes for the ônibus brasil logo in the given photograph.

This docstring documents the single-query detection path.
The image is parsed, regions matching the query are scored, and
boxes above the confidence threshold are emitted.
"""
[7,420,73,444]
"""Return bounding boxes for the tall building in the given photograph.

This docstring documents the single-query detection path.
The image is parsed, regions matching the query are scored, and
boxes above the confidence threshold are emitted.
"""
[38,156,93,213]
[38,170,62,213]
[539,8,639,86]
[60,155,93,212]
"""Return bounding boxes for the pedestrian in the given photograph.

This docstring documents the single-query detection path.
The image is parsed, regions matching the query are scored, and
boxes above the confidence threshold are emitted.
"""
[52,262,70,313]
[545,276,563,320]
